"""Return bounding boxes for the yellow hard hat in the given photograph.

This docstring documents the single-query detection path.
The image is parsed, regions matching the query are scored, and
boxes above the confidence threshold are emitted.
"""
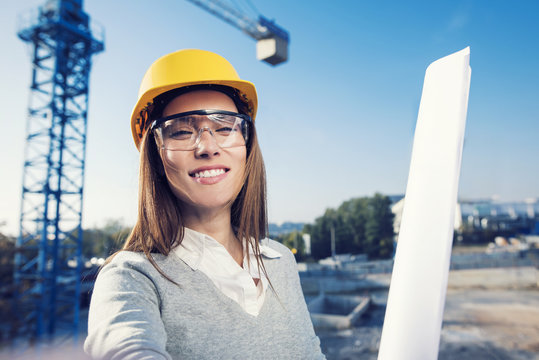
[130,49,258,149]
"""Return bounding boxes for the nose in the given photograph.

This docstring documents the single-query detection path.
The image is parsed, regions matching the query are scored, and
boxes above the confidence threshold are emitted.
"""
[194,128,220,158]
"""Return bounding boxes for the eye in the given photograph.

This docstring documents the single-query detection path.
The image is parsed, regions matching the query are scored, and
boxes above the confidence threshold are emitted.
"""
[212,116,242,135]
[169,129,193,139]
[164,121,195,140]
[215,126,235,135]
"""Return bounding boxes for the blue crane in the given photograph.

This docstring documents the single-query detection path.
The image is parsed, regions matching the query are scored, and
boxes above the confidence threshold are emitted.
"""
[186,0,290,65]
[14,0,104,343]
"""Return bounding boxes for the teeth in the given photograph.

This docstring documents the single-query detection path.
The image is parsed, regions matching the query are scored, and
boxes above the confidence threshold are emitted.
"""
[194,168,226,178]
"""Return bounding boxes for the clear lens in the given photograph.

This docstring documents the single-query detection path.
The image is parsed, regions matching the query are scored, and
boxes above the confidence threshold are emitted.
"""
[154,113,248,151]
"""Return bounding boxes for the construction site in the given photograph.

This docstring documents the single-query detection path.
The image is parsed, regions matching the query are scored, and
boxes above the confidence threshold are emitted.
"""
[1,0,538,359]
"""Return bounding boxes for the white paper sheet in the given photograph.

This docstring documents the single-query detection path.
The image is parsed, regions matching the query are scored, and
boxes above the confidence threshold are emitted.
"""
[378,47,471,360]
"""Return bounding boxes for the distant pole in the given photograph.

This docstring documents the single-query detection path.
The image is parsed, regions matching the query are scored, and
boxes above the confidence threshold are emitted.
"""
[303,234,311,255]
[330,226,336,259]
[378,47,471,360]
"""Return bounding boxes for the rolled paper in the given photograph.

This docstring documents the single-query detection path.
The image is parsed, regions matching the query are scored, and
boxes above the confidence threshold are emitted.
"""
[378,47,471,360]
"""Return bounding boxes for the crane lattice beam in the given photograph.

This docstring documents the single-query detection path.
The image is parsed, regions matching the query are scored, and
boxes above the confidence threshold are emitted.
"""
[185,0,289,65]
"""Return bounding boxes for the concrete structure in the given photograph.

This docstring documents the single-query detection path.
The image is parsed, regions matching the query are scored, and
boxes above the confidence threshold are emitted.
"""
[308,294,370,330]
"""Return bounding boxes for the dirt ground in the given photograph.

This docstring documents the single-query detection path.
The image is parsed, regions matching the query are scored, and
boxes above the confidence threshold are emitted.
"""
[440,288,539,360]
[439,266,539,360]
[319,266,539,360]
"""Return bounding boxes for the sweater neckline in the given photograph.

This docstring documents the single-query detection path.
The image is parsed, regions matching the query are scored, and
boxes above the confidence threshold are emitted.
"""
[173,253,281,321]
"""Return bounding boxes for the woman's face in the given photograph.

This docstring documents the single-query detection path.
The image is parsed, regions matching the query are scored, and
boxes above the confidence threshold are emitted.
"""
[158,90,247,213]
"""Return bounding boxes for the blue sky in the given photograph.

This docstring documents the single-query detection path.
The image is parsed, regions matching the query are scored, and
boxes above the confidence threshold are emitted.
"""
[1,0,538,236]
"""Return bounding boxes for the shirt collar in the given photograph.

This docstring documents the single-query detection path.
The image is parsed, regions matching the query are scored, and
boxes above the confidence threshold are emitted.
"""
[257,238,282,259]
[172,227,281,271]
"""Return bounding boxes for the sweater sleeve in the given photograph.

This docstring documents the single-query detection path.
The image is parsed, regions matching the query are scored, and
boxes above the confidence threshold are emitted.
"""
[281,247,326,359]
[84,254,172,360]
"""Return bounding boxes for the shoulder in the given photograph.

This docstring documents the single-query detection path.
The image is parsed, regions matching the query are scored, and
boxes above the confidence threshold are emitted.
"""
[261,238,294,258]
[259,238,298,275]
[86,252,173,359]
[107,250,149,266]
[107,250,156,265]
[97,251,182,287]
[92,251,188,310]
[104,251,161,275]
[105,250,176,269]
[95,252,157,290]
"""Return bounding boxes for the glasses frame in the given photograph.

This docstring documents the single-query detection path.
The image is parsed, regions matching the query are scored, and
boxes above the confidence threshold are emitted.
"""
[150,109,252,151]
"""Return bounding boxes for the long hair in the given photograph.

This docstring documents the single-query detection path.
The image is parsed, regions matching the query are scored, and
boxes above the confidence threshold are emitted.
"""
[116,86,269,285]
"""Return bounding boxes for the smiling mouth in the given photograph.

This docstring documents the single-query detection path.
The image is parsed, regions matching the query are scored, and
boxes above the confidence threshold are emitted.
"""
[190,168,229,178]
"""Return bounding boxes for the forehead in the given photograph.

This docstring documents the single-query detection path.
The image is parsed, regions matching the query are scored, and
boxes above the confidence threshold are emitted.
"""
[162,90,238,117]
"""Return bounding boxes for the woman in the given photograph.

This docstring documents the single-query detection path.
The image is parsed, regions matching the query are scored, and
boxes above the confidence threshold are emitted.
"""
[84,49,324,359]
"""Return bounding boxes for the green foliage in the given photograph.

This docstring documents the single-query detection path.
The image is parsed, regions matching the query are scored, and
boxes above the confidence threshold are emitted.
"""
[305,193,395,260]
[82,219,131,259]
[365,193,394,259]
[273,230,306,261]
[0,229,18,345]
[0,231,15,285]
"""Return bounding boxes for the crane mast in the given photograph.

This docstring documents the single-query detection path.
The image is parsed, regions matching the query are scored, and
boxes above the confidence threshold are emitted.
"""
[15,0,103,342]
[185,0,290,65]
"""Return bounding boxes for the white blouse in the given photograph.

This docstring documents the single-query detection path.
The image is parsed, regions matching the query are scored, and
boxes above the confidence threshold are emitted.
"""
[172,227,282,316]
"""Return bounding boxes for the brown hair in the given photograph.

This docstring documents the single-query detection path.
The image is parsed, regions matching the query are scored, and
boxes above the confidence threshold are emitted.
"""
[116,86,270,285]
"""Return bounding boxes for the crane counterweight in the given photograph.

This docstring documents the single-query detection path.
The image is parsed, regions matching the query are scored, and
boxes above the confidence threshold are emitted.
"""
[186,0,290,65]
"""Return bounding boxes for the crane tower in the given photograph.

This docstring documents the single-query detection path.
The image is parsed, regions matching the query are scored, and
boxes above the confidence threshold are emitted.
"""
[15,0,103,341]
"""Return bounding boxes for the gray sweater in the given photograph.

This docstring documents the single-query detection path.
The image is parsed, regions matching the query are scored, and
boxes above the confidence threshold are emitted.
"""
[84,240,325,359]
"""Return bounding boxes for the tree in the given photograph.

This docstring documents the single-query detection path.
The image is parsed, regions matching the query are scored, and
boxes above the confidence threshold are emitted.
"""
[309,208,338,260]
[303,193,395,261]
[0,230,15,286]
[337,197,369,254]
[82,219,131,259]
[274,230,306,261]
[365,193,395,259]
[0,228,18,345]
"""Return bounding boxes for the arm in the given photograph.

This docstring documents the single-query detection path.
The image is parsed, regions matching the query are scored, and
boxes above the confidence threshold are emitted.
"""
[84,255,172,360]
[282,249,326,359]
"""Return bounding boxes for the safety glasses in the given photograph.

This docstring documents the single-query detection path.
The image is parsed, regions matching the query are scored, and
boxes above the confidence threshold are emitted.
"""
[151,110,251,151]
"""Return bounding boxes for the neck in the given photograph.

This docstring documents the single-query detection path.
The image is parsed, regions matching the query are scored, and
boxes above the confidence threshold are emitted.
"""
[180,204,243,265]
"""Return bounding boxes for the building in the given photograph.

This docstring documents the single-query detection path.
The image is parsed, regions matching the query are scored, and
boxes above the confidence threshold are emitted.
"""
[391,197,539,244]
